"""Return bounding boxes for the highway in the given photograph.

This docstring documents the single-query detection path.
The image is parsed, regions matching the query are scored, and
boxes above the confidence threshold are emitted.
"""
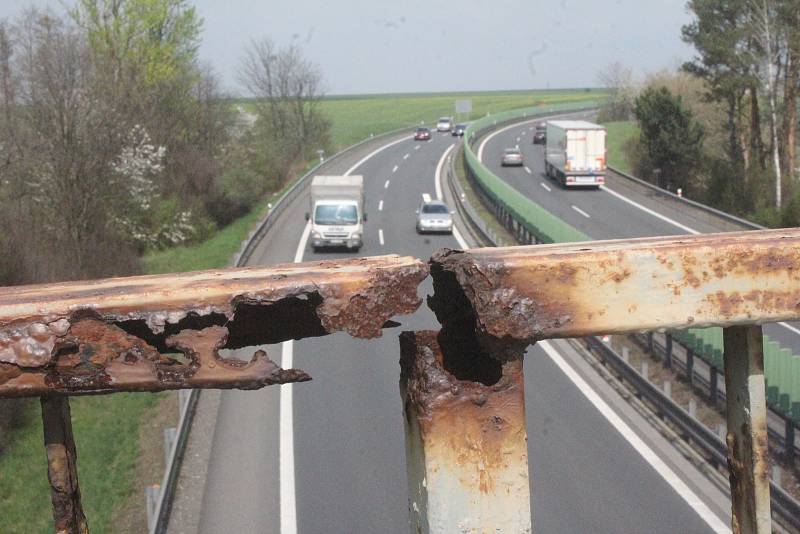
[194,125,732,533]
[477,117,800,361]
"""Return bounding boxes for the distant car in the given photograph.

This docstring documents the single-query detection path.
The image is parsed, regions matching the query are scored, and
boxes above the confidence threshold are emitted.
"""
[533,122,547,144]
[501,148,524,166]
[416,200,453,234]
[414,127,431,141]
[436,117,454,132]
[452,124,466,137]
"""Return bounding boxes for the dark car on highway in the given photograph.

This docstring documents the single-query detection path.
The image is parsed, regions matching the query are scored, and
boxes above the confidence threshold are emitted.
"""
[414,127,431,141]
[533,122,547,144]
[452,124,466,136]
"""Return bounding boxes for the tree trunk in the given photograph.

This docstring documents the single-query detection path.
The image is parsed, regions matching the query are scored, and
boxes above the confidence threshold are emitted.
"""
[782,49,799,187]
[750,85,764,169]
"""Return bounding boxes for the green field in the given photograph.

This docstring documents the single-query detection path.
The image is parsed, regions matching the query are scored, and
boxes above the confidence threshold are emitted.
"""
[603,121,639,174]
[0,90,605,534]
[322,89,604,148]
[238,89,606,150]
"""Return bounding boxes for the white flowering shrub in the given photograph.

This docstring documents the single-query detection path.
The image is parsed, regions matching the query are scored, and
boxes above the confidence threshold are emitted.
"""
[113,125,199,249]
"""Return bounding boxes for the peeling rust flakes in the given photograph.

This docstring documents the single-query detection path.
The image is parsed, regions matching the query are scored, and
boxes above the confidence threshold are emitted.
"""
[0,319,311,396]
[0,255,427,397]
[400,331,526,494]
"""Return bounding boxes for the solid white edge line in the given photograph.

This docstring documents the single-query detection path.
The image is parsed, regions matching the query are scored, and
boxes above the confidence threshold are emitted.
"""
[378,200,383,211]
[540,182,551,192]
[600,187,800,339]
[281,133,411,533]
[539,340,731,534]
[433,142,466,248]
[379,228,385,246]
[434,143,456,202]
[600,185,699,235]
[571,205,591,218]
[279,219,311,534]
[478,115,556,161]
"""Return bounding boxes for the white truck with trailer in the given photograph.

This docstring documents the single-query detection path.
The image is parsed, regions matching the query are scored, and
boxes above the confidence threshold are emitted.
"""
[306,175,365,252]
[544,120,607,188]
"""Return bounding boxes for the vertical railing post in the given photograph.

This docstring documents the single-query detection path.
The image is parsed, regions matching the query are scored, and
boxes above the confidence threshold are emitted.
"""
[710,366,719,406]
[786,419,796,466]
[664,333,673,369]
[722,325,771,534]
[40,395,89,534]
[686,348,695,386]
[399,331,531,533]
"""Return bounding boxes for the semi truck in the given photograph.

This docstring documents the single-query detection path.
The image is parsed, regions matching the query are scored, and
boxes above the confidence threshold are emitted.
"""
[306,175,365,252]
[544,120,607,188]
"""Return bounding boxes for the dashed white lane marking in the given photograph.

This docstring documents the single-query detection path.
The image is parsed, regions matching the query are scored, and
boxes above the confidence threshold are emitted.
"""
[281,134,411,533]
[378,228,385,246]
[403,153,410,160]
[378,200,383,211]
[392,165,399,173]
[539,341,731,533]
[540,182,552,192]
[384,180,390,189]
[572,205,591,218]
[422,193,432,203]
[516,137,520,142]
[343,135,411,176]
[414,145,420,150]
[524,166,532,174]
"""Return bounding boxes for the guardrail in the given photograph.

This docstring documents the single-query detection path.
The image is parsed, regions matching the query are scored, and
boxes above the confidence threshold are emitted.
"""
[607,166,763,231]
[585,337,800,531]
[461,105,800,428]
[149,124,417,533]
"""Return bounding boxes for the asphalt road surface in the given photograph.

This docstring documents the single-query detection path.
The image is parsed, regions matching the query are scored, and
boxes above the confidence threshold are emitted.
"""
[479,116,800,367]
[197,125,731,533]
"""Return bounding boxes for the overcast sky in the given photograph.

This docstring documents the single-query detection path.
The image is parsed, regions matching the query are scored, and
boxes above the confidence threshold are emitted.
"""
[1,0,695,95]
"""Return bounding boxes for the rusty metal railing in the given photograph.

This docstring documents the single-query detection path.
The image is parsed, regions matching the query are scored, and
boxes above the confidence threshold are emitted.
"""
[1,228,798,533]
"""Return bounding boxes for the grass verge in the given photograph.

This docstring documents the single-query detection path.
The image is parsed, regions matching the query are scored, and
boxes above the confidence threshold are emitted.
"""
[0,393,164,533]
[603,121,639,174]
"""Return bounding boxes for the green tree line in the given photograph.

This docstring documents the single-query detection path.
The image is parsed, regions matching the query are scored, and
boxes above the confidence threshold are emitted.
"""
[602,0,800,226]
[0,0,329,287]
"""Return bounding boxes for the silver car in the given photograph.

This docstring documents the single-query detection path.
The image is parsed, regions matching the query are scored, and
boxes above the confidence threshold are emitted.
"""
[501,147,523,166]
[416,200,453,234]
[436,117,454,132]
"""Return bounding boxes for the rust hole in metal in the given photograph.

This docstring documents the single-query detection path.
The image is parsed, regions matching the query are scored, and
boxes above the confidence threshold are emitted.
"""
[113,294,329,353]
[427,257,525,386]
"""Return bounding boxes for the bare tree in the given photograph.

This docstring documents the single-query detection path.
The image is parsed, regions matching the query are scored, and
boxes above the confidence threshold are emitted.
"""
[597,61,638,121]
[238,38,329,181]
